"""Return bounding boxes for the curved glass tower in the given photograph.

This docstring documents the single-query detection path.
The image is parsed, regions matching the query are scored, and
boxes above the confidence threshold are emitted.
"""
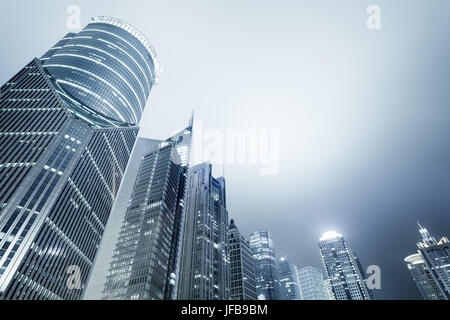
[0,17,159,300]
[42,16,161,125]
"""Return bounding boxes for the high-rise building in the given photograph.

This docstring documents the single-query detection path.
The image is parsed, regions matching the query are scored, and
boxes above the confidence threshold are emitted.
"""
[177,163,229,300]
[278,256,301,300]
[297,266,328,300]
[0,17,160,300]
[101,122,193,300]
[84,138,161,299]
[319,231,373,300]
[406,223,450,300]
[249,230,282,300]
[228,219,257,300]
[404,253,446,300]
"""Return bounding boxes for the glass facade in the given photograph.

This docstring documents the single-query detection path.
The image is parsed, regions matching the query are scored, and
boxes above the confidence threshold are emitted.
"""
[83,137,161,299]
[404,253,446,300]
[412,224,450,299]
[278,256,301,300]
[177,163,230,300]
[297,266,328,300]
[0,17,159,300]
[228,219,257,300]
[249,230,282,300]
[319,231,372,300]
[102,133,189,300]
[42,17,160,125]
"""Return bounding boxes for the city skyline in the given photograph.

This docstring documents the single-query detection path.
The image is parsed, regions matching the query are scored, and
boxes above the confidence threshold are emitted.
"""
[1,1,450,300]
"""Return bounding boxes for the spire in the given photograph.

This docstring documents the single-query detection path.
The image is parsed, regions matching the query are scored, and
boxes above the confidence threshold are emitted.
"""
[189,109,194,129]
[417,221,423,230]
[417,223,437,247]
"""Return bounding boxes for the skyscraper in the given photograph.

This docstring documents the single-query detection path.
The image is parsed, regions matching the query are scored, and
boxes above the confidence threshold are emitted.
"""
[228,219,257,300]
[297,266,328,300]
[404,253,446,300]
[177,163,229,300]
[319,231,373,300]
[0,17,160,300]
[278,256,302,300]
[101,122,193,300]
[406,223,450,300]
[249,230,281,300]
[84,138,162,299]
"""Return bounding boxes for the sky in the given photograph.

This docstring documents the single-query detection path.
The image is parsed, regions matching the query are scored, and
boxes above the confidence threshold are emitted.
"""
[1,0,450,299]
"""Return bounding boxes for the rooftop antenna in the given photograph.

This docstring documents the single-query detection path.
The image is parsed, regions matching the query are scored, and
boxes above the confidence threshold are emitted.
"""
[189,109,194,129]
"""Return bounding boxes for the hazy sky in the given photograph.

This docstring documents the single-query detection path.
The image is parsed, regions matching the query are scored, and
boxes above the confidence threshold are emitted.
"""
[1,0,450,299]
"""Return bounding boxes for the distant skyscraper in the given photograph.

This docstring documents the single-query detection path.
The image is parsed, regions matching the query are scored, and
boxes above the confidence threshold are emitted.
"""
[278,256,302,300]
[0,17,159,300]
[404,253,446,300]
[228,219,257,300]
[319,231,373,300]
[177,163,229,300]
[297,266,328,300]
[405,223,450,300]
[249,230,282,300]
[101,122,192,300]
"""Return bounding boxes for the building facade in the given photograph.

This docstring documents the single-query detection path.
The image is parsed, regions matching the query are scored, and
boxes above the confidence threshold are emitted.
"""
[297,266,328,300]
[228,219,257,300]
[404,253,446,300]
[101,123,192,300]
[83,138,161,299]
[319,231,373,300]
[177,163,229,300]
[0,17,159,300]
[278,256,301,300]
[249,230,282,300]
[409,224,450,300]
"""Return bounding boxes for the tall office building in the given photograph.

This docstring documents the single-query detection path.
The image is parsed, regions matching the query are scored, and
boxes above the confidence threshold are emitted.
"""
[319,231,373,300]
[404,253,446,300]
[102,122,193,300]
[177,163,229,300]
[0,17,160,300]
[406,223,450,300]
[228,219,257,300]
[249,230,281,300]
[297,266,328,300]
[84,138,161,299]
[278,256,301,300]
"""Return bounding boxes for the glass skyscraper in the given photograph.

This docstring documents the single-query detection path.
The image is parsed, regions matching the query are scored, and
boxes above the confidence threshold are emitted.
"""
[101,122,192,300]
[278,256,302,300]
[83,138,162,299]
[404,253,446,300]
[405,224,450,300]
[249,230,282,300]
[228,219,257,300]
[297,266,328,300]
[319,231,373,300]
[0,17,159,300]
[177,163,229,300]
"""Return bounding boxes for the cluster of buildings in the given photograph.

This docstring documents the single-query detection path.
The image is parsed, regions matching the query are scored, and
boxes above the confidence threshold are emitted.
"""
[0,17,449,301]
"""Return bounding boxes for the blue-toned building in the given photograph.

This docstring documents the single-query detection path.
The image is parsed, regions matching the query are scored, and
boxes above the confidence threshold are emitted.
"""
[0,17,160,300]
[297,266,328,300]
[178,163,230,300]
[228,219,257,300]
[101,121,192,300]
[407,224,450,300]
[278,256,301,300]
[249,230,282,300]
[319,231,373,300]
